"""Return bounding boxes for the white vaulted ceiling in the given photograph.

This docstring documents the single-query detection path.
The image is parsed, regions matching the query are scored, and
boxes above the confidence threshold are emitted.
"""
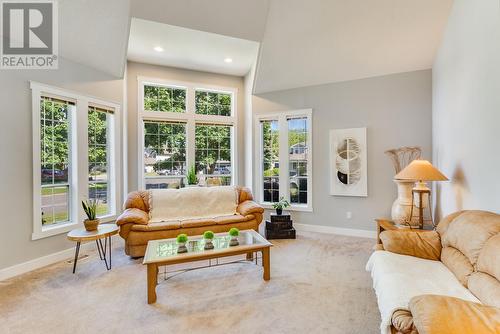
[130,0,270,42]
[59,0,131,77]
[56,0,454,92]
[254,0,453,93]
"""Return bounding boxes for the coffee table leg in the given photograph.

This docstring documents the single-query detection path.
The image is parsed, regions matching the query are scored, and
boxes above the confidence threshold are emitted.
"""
[262,248,270,281]
[147,264,158,304]
[246,252,253,261]
[72,241,81,274]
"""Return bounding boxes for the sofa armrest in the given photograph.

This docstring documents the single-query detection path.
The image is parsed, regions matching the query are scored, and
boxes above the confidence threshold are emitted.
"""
[116,208,149,226]
[409,295,500,334]
[380,230,441,261]
[237,200,264,216]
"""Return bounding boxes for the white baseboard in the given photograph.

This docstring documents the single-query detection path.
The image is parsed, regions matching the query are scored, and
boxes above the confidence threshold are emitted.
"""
[0,236,119,281]
[294,223,375,239]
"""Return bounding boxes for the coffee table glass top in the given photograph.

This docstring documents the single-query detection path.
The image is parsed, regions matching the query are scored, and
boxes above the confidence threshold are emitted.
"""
[143,230,270,264]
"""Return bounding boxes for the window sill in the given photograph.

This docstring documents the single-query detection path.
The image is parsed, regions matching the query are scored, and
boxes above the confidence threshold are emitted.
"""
[32,221,80,240]
[260,203,313,213]
[32,215,117,240]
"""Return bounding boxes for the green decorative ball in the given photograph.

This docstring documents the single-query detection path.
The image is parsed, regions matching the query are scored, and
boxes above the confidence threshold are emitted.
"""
[203,231,214,240]
[229,228,240,237]
[176,233,188,243]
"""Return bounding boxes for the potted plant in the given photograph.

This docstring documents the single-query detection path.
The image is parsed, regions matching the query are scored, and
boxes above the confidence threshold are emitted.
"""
[186,165,198,187]
[229,228,239,246]
[176,234,188,253]
[82,199,99,231]
[272,196,290,215]
[203,230,215,250]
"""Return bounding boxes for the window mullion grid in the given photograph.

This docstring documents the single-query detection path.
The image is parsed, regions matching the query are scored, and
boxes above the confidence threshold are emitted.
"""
[278,115,289,203]
[75,99,89,225]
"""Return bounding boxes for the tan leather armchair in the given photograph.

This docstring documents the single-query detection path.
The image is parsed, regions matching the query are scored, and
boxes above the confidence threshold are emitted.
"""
[116,187,264,257]
[377,210,500,334]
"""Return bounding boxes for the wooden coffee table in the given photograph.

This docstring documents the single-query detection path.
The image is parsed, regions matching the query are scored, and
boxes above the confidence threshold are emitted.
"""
[143,230,272,304]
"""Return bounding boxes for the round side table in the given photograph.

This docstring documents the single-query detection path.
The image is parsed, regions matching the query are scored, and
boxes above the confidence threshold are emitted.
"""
[67,224,119,273]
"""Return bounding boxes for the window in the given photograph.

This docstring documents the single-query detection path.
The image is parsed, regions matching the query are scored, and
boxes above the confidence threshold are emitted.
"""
[144,84,186,113]
[256,110,312,211]
[88,105,114,216]
[195,124,232,186]
[288,117,309,205]
[40,96,73,225]
[144,121,186,189]
[32,82,120,240]
[261,120,280,202]
[139,78,237,190]
[195,90,231,116]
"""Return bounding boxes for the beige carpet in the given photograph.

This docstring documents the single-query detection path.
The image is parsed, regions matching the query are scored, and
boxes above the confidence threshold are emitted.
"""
[0,231,380,334]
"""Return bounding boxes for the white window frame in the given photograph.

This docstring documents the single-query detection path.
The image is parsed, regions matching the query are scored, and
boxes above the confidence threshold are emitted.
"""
[137,76,238,190]
[255,109,313,212]
[31,82,121,240]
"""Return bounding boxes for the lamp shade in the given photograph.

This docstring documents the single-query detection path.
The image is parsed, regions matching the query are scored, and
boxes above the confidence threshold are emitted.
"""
[394,160,448,181]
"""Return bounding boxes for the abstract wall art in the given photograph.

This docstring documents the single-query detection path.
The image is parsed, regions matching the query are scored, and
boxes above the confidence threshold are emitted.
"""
[329,127,367,197]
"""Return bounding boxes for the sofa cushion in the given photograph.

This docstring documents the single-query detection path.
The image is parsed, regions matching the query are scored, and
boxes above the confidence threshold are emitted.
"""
[409,295,500,334]
[468,272,500,308]
[380,230,441,261]
[180,218,216,228]
[215,214,253,225]
[440,210,500,266]
[131,220,181,232]
[440,246,474,286]
[477,233,500,282]
[366,251,480,334]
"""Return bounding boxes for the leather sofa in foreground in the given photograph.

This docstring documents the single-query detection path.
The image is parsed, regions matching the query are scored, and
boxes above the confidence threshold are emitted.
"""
[116,186,264,257]
[367,210,500,334]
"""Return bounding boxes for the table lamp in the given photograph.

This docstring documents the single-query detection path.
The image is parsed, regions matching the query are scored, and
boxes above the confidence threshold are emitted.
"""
[394,159,448,228]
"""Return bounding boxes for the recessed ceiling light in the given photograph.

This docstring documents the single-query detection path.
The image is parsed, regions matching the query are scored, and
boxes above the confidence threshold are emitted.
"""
[224,57,233,63]
[154,46,164,52]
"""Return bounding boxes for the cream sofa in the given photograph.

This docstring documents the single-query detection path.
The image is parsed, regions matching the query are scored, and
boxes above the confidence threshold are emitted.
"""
[367,210,500,334]
[116,186,264,257]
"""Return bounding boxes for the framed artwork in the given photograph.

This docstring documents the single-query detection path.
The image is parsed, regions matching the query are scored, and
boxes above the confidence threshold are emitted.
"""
[329,127,367,197]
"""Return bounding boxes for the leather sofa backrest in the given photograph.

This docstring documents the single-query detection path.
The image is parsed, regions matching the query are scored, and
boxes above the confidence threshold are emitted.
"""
[124,187,254,213]
[437,210,500,307]
[124,190,150,212]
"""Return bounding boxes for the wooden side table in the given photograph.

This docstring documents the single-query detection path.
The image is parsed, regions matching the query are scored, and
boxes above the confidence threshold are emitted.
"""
[67,224,119,273]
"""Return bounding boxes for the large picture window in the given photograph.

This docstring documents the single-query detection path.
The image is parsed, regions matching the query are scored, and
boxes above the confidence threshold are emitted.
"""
[256,110,312,211]
[32,82,120,240]
[139,78,237,190]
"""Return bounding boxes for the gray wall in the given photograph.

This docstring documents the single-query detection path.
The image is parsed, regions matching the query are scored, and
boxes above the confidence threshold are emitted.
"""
[126,61,246,191]
[0,59,123,270]
[433,0,500,218]
[253,70,432,231]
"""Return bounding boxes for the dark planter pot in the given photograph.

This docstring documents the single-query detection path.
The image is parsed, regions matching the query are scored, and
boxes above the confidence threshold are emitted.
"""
[276,208,283,215]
